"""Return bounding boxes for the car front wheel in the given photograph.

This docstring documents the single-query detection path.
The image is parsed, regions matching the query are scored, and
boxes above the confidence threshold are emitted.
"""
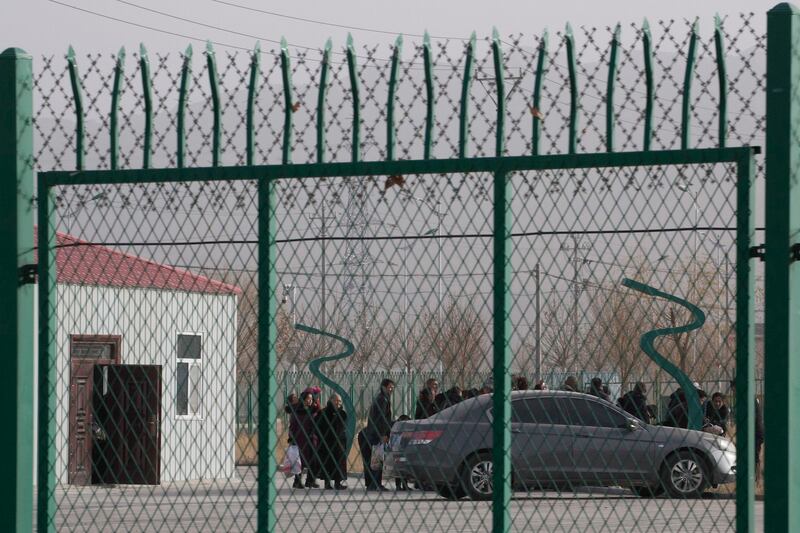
[460,453,494,500]
[661,450,709,498]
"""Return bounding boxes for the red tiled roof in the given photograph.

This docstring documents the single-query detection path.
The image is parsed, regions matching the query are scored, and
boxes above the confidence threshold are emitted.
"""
[37,232,241,296]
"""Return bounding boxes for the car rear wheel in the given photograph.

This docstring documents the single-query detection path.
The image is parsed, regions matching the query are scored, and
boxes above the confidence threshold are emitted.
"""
[460,453,493,501]
[661,451,708,498]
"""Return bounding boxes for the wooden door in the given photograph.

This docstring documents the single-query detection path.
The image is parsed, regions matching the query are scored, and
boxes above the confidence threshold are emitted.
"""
[67,336,120,486]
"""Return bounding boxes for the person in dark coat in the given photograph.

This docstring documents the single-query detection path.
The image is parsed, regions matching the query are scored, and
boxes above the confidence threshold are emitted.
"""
[415,378,439,419]
[617,382,654,424]
[589,377,611,402]
[286,391,321,488]
[437,386,462,411]
[705,392,730,435]
[361,378,395,491]
[415,388,438,419]
[316,394,348,490]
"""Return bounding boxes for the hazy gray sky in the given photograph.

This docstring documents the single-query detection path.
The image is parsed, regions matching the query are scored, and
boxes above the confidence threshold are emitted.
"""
[4,0,778,57]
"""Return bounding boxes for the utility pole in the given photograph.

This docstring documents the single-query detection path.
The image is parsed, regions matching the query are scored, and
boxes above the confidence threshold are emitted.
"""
[561,235,591,362]
[535,262,541,382]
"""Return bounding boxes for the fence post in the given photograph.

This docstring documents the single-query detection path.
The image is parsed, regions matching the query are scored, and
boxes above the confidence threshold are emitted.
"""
[0,47,35,533]
[765,4,800,532]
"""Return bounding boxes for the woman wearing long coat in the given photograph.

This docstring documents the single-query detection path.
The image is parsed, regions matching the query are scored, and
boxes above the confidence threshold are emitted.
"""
[285,391,321,488]
[316,394,348,490]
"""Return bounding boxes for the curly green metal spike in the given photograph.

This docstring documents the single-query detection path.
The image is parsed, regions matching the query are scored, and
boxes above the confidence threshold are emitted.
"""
[66,45,85,171]
[295,323,357,452]
[139,43,153,169]
[110,46,125,171]
[621,278,705,430]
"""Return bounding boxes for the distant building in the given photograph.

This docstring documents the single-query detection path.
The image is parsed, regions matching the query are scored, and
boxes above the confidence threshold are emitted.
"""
[36,232,240,485]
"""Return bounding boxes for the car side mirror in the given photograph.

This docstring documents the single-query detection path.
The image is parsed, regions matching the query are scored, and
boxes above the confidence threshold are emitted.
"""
[625,419,639,432]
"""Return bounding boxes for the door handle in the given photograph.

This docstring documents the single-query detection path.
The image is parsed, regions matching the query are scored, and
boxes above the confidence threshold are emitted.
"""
[576,434,592,438]
[511,429,522,434]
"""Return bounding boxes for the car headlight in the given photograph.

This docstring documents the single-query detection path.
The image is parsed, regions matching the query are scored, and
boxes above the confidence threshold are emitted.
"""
[707,436,735,453]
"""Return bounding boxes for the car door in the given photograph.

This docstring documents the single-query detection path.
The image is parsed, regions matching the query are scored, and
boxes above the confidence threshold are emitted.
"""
[566,397,656,486]
[511,397,577,486]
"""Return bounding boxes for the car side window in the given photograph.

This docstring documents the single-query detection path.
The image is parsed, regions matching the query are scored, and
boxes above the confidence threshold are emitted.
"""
[511,398,570,425]
[568,398,626,428]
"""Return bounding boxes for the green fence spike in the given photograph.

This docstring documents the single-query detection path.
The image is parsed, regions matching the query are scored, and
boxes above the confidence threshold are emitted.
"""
[139,44,153,169]
[492,28,505,157]
[386,35,403,162]
[316,39,332,164]
[532,30,548,156]
[565,23,579,154]
[621,278,705,430]
[206,41,221,167]
[280,37,293,165]
[66,45,84,171]
[606,24,621,153]
[642,19,654,151]
[177,44,193,169]
[422,31,434,160]
[459,32,476,158]
[681,18,699,150]
[110,46,125,171]
[714,15,728,148]
[246,42,261,167]
[346,34,360,163]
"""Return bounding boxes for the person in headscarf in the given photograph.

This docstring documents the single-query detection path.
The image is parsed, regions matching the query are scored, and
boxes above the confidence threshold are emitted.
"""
[315,393,348,490]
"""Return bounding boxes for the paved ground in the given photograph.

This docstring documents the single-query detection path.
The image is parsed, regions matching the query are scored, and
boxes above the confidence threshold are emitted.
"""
[42,467,761,532]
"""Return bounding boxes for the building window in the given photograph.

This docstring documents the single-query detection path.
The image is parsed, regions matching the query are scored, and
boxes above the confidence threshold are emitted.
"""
[176,333,202,417]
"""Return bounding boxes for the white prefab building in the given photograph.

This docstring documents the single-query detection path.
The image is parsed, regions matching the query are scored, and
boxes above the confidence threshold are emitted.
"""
[40,232,240,485]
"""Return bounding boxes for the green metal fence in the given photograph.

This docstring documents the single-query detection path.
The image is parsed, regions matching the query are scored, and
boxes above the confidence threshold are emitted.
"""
[5,5,800,533]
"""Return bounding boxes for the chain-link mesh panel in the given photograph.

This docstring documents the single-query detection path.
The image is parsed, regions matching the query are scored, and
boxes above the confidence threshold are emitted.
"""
[37,156,750,531]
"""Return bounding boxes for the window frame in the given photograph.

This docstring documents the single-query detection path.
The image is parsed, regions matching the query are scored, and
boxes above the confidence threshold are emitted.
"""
[175,331,203,420]
[565,397,628,429]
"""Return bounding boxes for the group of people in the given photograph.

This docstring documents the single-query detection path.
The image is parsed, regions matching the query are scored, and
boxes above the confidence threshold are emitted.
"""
[284,387,349,490]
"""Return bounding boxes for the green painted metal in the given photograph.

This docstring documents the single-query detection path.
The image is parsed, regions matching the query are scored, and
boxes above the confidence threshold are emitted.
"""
[459,32,477,158]
[257,176,278,532]
[621,278,705,430]
[177,44,193,169]
[346,34,361,163]
[110,47,125,170]
[714,15,728,148]
[492,28,505,157]
[565,23,579,154]
[0,47,34,533]
[206,41,221,167]
[681,19,699,150]
[765,4,800,532]
[386,35,403,161]
[735,149,756,533]
[532,30,548,156]
[423,31,434,160]
[491,169,512,533]
[36,181,57,533]
[606,24,621,153]
[316,39,332,164]
[280,38,293,165]
[39,147,755,187]
[297,323,357,451]
[66,46,84,170]
[642,19,654,151]
[139,44,153,169]
[246,42,261,166]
